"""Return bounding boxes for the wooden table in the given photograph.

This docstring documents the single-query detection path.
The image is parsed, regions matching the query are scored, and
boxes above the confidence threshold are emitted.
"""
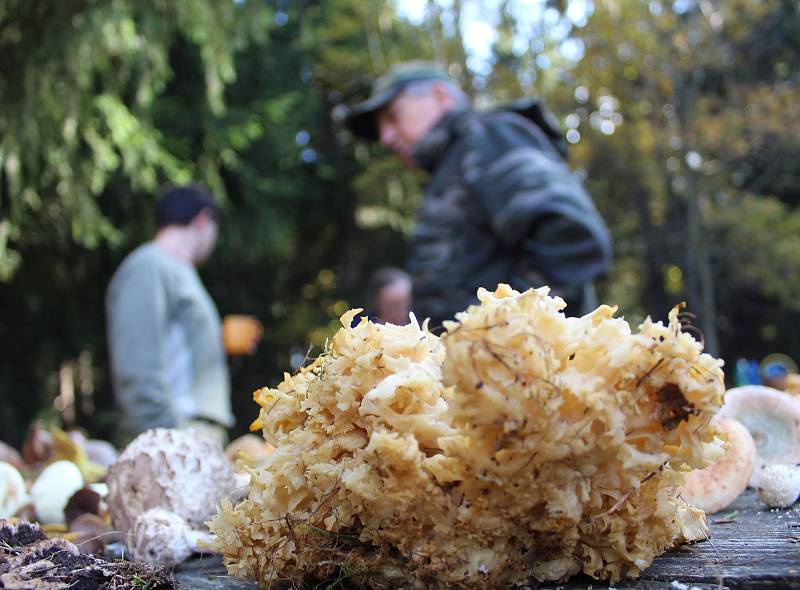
[175,490,800,589]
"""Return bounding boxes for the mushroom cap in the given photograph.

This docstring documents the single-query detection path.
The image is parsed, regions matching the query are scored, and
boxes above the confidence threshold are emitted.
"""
[225,434,275,468]
[0,461,29,518]
[30,460,84,524]
[106,428,235,533]
[756,464,800,508]
[21,422,54,465]
[129,508,195,567]
[64,486,102,526]
[84,439,119,469]
[717,385,800,486]
[679,417,756,514]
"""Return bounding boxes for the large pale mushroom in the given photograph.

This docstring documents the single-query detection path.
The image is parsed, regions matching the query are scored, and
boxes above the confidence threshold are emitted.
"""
[717,385,800,486]
[0,461,29,518]
[106,428,235,566]
[30,460,84,524]
[679,417,756,513]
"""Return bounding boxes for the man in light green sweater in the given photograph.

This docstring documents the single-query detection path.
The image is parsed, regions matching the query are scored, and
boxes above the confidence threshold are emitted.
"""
[105,184,234,443]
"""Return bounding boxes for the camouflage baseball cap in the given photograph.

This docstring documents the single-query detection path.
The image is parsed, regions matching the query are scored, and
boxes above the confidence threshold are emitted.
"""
[346,61,452,140]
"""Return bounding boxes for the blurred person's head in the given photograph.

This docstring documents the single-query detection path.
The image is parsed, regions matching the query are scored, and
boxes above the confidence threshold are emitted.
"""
[763,362,789,390]
[155,183,220,266]
[347,61,469,167]
[367,267,412,326]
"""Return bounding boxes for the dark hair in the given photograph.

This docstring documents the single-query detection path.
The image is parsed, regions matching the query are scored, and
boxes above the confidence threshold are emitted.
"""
[367,267,411,310]
[155,183,219,229]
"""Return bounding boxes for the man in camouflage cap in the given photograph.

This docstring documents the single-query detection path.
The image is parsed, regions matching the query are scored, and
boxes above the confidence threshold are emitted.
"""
[347,61,612,325]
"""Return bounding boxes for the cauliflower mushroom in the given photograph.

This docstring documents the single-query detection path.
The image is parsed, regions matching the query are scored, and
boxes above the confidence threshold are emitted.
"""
[680,417,756,514]
[756,464,800,508]
[210,285,725,588]
[717,386,800,486]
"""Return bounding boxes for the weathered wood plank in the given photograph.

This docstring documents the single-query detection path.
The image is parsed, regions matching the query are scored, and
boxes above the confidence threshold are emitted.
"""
[174,491,800,589]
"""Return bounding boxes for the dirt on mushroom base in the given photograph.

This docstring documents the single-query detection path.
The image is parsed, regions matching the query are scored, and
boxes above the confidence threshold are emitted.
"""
[211,284,726,589]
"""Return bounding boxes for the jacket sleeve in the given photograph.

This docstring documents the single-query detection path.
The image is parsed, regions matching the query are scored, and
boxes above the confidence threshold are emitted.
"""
[461,112,612,290]
[106,261,177,433]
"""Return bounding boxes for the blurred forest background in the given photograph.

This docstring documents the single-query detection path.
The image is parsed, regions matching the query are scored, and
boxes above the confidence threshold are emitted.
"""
[1,0,798,445]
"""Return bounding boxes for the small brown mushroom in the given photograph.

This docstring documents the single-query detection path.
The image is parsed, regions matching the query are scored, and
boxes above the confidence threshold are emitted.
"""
[679,417,756,514]
[717,385,800,487]
[21,422,54,466]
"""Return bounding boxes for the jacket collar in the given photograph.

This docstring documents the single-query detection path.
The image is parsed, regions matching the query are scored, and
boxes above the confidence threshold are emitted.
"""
[411,108,471,173]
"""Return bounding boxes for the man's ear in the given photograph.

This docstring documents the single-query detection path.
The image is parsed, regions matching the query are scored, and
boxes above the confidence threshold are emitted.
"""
[431,81,454,107]
[192,208,216,229]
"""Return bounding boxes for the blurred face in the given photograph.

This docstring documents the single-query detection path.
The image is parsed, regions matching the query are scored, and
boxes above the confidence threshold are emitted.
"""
[193,210,219,265]
[377,83,455,167]
[375,278,412,326]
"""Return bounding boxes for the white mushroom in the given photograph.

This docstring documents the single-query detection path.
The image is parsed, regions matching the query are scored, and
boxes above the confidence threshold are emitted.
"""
[106,428,235,533]
[680,417,756,514]
[30,460,84,524]
[756,464,800,508]
[129,508,215,567]
[717,386,800,486]
[0,461,29,518]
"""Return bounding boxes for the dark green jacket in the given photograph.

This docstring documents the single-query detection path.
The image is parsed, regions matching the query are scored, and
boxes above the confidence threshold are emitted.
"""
[408,108,612,326]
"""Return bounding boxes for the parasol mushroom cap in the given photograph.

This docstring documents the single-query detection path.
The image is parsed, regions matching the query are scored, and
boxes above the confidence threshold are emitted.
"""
[717,386,800,486]
[756,464,800,508]
[129,508,215,567]
[680,417,756,514]
[0,461,29,518]
[106,428,235,533]
[30,460,84,524]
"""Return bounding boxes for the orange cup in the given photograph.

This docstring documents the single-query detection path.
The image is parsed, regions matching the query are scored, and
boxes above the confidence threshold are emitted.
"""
[223,315,263,355]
